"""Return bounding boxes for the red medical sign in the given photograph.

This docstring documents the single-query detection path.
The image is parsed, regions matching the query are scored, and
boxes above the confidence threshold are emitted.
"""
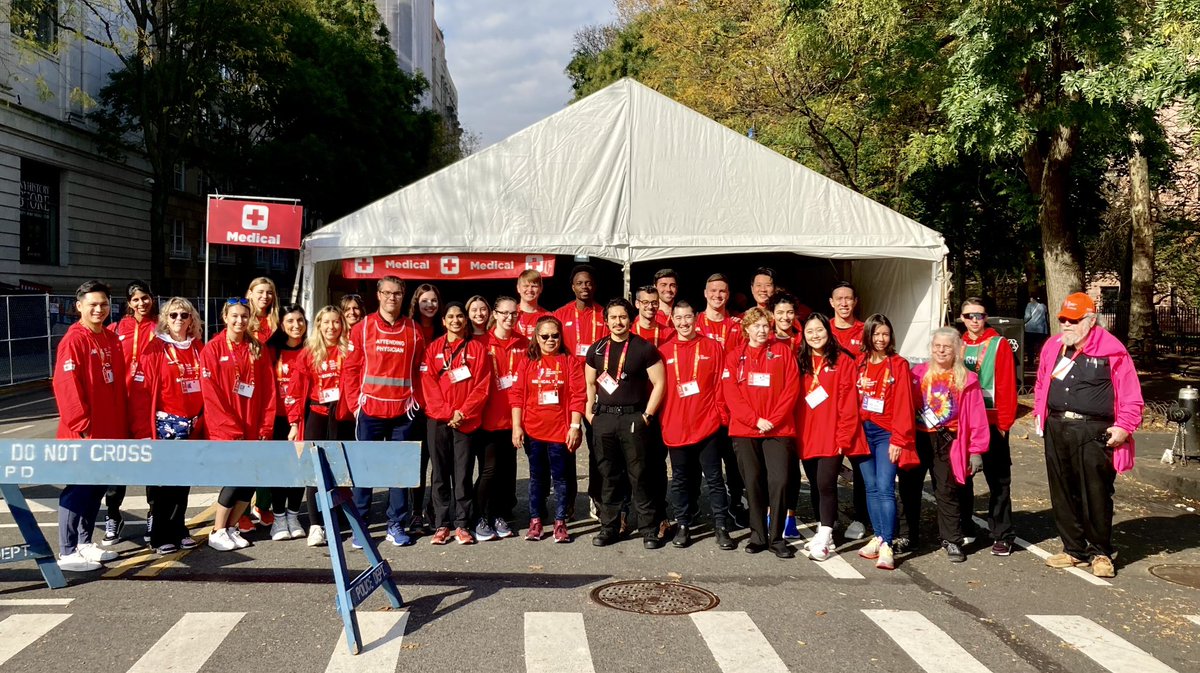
[207,198,303,250]
[342,253,556,280]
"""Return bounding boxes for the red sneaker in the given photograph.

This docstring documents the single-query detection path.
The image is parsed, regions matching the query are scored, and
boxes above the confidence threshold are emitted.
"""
[454,528,475,545]
[525,518,543,541]
[430,527,452,545]
[238,515,255,533]
[553,520,570,543]
[255,507,275,526]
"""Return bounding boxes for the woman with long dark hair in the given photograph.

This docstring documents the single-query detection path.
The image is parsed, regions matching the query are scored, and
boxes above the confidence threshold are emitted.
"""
[266,304,308,541]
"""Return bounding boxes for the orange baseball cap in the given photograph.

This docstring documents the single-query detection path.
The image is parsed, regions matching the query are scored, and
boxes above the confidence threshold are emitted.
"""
[1057,292,1095,320]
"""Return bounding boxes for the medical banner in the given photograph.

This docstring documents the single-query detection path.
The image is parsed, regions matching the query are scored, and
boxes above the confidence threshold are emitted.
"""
[342,253,556,280]
[207,197,303,250]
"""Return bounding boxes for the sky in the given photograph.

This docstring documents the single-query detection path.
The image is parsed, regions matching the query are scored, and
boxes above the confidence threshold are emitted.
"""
[436,0,619,149]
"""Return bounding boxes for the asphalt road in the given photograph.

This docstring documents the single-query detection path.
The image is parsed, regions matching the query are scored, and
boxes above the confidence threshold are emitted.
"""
[0,387,1197,673]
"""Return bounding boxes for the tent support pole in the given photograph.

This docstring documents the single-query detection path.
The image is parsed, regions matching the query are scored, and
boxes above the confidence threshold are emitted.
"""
[622,261,631,300]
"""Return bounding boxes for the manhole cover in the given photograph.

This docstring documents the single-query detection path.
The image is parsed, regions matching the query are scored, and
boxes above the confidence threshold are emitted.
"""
[590,580,719,615]
[1149,564,1200,589]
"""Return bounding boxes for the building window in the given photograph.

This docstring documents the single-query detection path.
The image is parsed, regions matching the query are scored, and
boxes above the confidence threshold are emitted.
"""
[270,249,287,270]
[170,219,189,259]
[255,248,269,269]
[11,0,58,47]
[173,163,187,192]
[19,158,60,265]
[216,245,236,263]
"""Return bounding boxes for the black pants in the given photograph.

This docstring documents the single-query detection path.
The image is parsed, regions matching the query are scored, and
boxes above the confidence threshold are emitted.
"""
[105,485,127,520]
[218,487,254,508]
[852,459,869,524]
[897,433,935,544]
[960,425,1014,541]
[733,436,792,546]
[407,412,434,524]
[146,486,190,547]
[474,429,517,522]
[667,432,730,529]
[786,452,801,513]
[920,430,968,545]
[302,409,356,526]
[803,455,844,528]
[593,412,665,535]
[717,428,746,514]
[428,419,476,529]
[1044,416,1116,559]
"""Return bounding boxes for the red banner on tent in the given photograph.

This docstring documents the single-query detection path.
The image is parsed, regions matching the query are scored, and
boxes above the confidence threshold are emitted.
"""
[342,253,556,280]
[207,198,303,250]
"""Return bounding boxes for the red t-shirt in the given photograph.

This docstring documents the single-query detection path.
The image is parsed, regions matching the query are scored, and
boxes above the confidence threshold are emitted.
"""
[659,336,726,447]
[511,353,586,444]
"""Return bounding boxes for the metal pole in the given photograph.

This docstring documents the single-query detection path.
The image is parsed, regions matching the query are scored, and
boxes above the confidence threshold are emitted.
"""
[6,297,13,386]
[44,294,51,382]
[204,195,212,341]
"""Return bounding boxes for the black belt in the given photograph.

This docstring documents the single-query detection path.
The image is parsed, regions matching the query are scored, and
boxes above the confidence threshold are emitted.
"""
[593,403,641,415]
[1049,410,1114,423]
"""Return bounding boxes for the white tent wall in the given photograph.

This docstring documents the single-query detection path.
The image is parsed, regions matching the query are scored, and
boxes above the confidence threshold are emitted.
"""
[852,257,946,358]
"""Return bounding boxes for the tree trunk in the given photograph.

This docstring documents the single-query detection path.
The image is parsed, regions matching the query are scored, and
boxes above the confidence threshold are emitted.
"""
[1034,124,1084,334]
[1128,134,1157,363]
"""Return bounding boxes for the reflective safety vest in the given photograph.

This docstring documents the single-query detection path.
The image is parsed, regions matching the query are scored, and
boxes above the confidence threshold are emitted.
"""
[358,314,421,418]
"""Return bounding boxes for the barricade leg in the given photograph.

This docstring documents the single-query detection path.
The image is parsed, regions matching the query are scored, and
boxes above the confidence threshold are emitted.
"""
[0,484,66,589]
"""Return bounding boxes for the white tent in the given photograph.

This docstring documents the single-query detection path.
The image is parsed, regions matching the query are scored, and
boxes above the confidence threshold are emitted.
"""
[298,78,948,356]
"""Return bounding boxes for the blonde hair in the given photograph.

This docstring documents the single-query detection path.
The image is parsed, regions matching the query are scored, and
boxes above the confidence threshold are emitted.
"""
[923,326,968,391]
[246,277,279,337]
[307,306,348,364]
[740,307,771,334]
[155,297,204,342]
[222,301,262,359]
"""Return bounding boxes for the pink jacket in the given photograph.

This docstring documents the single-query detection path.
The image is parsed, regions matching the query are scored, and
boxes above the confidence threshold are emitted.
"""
[911,364,990,485]
[1033,326,1143,473]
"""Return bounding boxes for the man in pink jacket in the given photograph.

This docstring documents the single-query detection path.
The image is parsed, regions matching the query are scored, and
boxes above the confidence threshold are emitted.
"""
[1033,293,1143,578]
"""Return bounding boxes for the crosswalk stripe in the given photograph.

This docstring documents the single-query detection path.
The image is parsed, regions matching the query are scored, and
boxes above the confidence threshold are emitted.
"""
[525,612,595,673]
[862,609,992,673]
[1028,615,1180,673]
[325,611,409,672]
[0,599,74,606]
[691,611,788,673]
[1187,615,1200,628]
[795,525,864,579]
[0,613,71,666]
[126,612,245,673]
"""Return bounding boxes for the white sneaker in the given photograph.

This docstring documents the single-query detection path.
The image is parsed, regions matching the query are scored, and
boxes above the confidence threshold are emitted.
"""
[808,525,836,562]
[270,517,291,541]
[286,512,305,539]
[227,527,251,549]
[307,525,327,547]
[76,543,118,563]
[208,528,237,552]
[57,551,101,572]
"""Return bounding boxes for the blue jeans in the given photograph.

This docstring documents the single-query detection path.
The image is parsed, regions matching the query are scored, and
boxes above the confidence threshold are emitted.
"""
[352,413,415,534]
[58,485,105,555]
[860,421,898,543]
[526,440,572,521]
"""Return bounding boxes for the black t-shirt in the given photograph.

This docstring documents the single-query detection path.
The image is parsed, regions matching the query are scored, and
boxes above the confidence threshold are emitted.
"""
[585,334,661,407]
[1047,346,1115,418]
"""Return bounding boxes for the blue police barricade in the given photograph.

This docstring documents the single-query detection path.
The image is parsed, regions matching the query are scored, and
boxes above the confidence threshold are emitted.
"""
[0,439,420,655]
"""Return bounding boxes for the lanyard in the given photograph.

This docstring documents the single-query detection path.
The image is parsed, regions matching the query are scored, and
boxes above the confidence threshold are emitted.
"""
[673,342,700,383]
[165,344,196,382]
[577,305,598,347]
[809,354,826,393]
[1058,342,1084,363]
[537,355,561,397]
[94,333,112,378]
[638,323,659,345]
[489,342,515,376]
[442,337,468,374]
[602,339,628,381]
[130,320,148,365]
[707,315,729,343]
[227,336,252,385]
[861,356,890,398]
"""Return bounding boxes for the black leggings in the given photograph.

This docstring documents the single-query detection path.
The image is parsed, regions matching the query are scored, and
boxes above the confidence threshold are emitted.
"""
[302,408,356,526]
[802,456,843,528]
[218,487,254,508]
[474,429,517,522]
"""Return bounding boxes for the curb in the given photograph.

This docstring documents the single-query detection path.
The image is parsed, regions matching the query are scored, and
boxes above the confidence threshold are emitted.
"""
[1128,462,1200,501]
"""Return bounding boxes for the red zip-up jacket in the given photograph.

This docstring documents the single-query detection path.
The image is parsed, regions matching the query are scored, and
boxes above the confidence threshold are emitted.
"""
[696,311,743,352]
[201,331,276,440]
[857,354,916,453]
[831,320,865,355]
[53,322,129,440]
[516,306,551,339]
[480,331,529,432]
[721,341,800,438]
[553,301,608,359]
[341,313,424,420]
[285,348,352,435]
[108,315,156,383]
[795,351,868,459]
[273,346,305,422]
[962,327,1018,431]
[511,353,586,444]
[770,330,801,355]
[129,337,206,439]
[632,321,675,348]
[660,335,726,447]
[420,335,492,433]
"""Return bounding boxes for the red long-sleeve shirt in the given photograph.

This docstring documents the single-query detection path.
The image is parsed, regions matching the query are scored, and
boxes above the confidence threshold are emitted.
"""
[962,327,1018,431]
[795,352,867,459]
[553,301,608,359]
[420,335,492,433]
[516,306,551,339]
[108,315,156,383]
[480,332,529,431]
[200,331,276,440]
[511,353,586,444]
[273,346,305,421]
[285,348,352,427]
[341,313,424,419]
[831,320,865,355]
[660,336,726,447]
[856,354,916,452]
[129,337,205,439]
[632,321,675,348]
[696,312,743,352]
[769,330,801,355]
[721,342,800,438]
[53,322,129,440]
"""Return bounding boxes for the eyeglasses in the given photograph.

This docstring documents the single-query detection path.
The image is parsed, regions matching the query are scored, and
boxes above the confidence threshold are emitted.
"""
[961,312,986,321]
[378,291,403,298]
[1059,317,1083,325]
[494,310,517,317]
[538,333,561,341]
[226,297,249,306]
[168,312,191,320]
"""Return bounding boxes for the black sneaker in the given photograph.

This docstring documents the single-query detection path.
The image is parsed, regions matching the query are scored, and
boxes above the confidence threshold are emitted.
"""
[142,515,153,544]
[101,517,122,546]
[943,541,966,562]
[593,527,619,547]
[744,541,768,554]
[714,527,737,550]
[672,524,691,548]
[770,542,795,559]
[643,534,664,550]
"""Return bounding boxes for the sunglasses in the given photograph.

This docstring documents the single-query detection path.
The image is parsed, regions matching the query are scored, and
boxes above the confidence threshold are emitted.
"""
[1059,317,1083,325]
[344,294,361,300]
[961,312,986,321]
[226,297,249,306]
[168,312,191,320]
[538,333,561,341]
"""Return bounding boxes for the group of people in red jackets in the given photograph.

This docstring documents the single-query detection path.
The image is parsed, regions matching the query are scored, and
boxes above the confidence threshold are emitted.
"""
[52,266,1018,575]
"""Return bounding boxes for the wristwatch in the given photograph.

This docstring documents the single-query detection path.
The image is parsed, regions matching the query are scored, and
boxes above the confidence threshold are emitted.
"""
[643,412,654,422]
[569,423,582,430]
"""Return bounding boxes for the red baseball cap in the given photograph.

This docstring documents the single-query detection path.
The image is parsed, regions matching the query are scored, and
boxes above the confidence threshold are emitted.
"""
[1058,292,1096,320]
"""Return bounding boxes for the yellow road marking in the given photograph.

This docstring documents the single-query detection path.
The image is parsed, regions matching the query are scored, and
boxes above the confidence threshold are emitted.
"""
[104,504,217,578]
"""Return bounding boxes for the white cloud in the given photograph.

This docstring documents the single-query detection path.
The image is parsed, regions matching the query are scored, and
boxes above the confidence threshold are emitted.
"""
[437,0,618,148]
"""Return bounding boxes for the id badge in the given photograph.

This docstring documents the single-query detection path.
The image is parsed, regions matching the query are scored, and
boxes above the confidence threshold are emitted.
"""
[1052,356,1074,380]
[749,372,771,387]
[598,371,619,395]
[498,375,515,390]
[862,396,884,413]
[677,380,700,398]
[319,387,341,403]
[805,386,829,408]
[133,372,145,384]
[103,368,114,384]
[921,407,940,427]
[539,390,560,405]
[236,382,255,398]
[576,343,590,357]
[182,380,201,394]
[448,365,472,383]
